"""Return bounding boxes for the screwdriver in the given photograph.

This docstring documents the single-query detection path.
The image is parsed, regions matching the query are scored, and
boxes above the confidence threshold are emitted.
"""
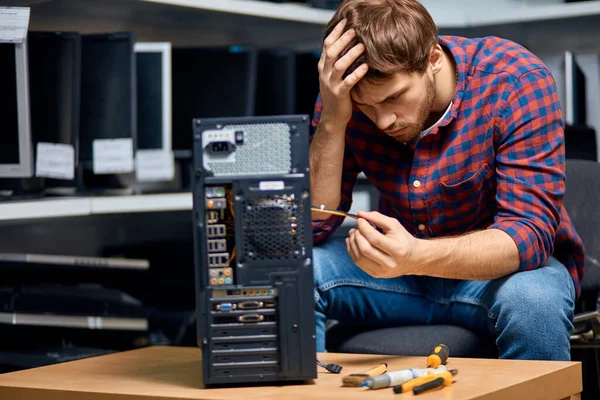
[393,369,458,394]
[427,344,449,368]
[413,369,458,395]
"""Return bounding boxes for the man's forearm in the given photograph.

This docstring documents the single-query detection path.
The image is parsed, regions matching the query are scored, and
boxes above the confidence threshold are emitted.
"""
[310,120,347,220]
[411,228,520,280]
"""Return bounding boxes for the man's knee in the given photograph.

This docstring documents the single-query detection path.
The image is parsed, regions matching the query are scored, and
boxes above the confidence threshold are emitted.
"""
[493,259,575,322]
[491,258,575,360]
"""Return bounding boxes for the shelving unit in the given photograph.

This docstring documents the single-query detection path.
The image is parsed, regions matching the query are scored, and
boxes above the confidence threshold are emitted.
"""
[26,0,600,48]
[0,193,193,221]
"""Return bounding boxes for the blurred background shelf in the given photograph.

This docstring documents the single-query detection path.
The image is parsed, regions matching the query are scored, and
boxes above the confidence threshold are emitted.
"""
[24,0,600,48]
[141,0,335,24]
[0,193,193,222]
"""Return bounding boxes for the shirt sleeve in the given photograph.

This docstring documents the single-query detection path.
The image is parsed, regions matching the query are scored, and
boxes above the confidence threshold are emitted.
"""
[310,93,361,245]
[489,68,566,272]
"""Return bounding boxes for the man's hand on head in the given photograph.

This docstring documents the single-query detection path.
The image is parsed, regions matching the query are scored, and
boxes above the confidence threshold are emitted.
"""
[345,211,420,278]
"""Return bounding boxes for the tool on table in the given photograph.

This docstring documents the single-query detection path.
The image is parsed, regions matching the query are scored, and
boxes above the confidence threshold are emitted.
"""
[393,369,458,394]
[427,344,449,368]
[341,363,388,387]
[359,366,446,390]
[413,369,459,395]
[317,359,343,374]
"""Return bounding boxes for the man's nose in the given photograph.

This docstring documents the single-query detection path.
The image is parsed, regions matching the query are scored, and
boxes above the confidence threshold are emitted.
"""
[375,109,396,131]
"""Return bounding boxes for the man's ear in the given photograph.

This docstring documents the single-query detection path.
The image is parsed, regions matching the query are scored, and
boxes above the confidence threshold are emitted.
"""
[429,44,444,75]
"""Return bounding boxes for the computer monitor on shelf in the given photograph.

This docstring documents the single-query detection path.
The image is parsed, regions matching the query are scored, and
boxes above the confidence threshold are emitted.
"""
[294,50,321,120]
[563,51,587,126]
[0,41,33,178]
[27,31,82,193]
[171,46,258,152]
[79,32,136,191]
[255,49,296,116]
[134,42,172,151]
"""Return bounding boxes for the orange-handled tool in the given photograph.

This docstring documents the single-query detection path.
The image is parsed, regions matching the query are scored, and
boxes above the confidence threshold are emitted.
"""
[427,344,449,368]
[393,370,457,394]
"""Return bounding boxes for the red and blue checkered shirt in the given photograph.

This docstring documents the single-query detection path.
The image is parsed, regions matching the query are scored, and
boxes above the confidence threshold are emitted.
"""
[311,35,585,297]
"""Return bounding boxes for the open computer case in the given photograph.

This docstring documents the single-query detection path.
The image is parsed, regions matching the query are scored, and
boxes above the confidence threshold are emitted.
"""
[191,115,317,386]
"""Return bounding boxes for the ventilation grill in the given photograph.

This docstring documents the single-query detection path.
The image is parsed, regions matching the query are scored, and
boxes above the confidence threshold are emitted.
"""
[241,197,304,261]
[204,123,292,176]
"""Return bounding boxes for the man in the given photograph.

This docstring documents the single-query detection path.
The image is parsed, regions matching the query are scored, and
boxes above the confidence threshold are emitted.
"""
[310,0,584,360]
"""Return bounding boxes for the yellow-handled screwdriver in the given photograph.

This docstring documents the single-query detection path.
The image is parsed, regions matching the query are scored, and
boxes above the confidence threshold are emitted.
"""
[393,369,458,394]
[427,344,449,368]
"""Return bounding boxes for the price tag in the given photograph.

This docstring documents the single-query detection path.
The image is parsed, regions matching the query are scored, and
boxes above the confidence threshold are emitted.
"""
[135,150,175,182]
[0,7,30,43]
[35,142,75,180]
[92,138,134,174]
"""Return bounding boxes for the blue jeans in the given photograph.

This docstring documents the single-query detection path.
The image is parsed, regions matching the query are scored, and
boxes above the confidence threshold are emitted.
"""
[313,237,576,360]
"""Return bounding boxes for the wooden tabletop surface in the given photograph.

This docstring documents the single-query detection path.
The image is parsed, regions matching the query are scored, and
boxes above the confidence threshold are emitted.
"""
[0,345,582,400]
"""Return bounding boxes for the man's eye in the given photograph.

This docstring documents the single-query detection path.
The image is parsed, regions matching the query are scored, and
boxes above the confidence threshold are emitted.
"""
[387,94,401,102]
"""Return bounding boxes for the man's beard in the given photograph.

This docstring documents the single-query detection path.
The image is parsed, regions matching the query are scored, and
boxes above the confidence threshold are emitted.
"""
[387,76,436,143]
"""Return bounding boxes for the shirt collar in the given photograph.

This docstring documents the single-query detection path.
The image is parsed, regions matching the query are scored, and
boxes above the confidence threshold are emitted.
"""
[432,36,468,132]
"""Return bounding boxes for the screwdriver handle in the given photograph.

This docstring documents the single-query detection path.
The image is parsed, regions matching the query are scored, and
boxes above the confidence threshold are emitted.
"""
[427,344,449,368]
[413,376,445,395]
[412,369,458,395]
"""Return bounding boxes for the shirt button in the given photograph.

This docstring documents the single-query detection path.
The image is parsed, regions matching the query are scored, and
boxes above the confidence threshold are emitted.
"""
[413,180,421,188]
[418,224,426,231]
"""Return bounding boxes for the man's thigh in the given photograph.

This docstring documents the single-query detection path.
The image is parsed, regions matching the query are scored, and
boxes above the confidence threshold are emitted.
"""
[448,256,576,335]
[313,237,452,327]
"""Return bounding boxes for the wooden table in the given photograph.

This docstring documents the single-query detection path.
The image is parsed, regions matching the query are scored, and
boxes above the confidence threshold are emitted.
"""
[0,345,582,400]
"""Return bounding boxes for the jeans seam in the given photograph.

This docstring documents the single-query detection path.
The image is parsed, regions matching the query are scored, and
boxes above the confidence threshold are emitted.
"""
[318,279,425,298]
[449,295,497,321]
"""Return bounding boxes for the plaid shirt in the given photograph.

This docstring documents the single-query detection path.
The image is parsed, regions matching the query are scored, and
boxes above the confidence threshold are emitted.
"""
[311,35,585,297]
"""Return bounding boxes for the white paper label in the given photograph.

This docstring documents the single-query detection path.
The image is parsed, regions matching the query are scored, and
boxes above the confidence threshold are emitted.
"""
[135,150,175,182]
[259,181,285,191]
[93,138,134,174]
[35,142,75,180]
[0,7,30,43]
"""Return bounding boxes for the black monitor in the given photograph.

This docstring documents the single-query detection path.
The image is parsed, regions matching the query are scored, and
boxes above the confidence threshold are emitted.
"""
[79,33,136,179]
[563,51,587,126]
[134,42,172,151]
[0,41,33,178]
[27,31,81,192]
[294,50,321,120]
[255,49,295,116]
[171,46,258,152]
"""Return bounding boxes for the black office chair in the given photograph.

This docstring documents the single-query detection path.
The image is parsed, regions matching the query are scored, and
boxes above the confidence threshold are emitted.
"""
[326,158,600,362]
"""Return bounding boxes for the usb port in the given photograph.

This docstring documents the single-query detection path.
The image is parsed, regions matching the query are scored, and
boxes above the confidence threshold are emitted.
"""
[207,224,226,238]
[208,239,227,252]
[207,211,219,224]
[208,252,229,267]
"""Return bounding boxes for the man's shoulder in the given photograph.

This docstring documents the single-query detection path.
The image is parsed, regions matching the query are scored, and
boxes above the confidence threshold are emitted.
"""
[440,35,550,81]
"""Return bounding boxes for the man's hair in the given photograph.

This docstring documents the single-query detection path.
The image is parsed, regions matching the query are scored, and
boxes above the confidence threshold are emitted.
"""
[324,0,438,84]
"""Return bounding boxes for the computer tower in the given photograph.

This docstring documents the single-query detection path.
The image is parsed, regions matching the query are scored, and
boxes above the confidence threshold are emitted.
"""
[192,115,317,386]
